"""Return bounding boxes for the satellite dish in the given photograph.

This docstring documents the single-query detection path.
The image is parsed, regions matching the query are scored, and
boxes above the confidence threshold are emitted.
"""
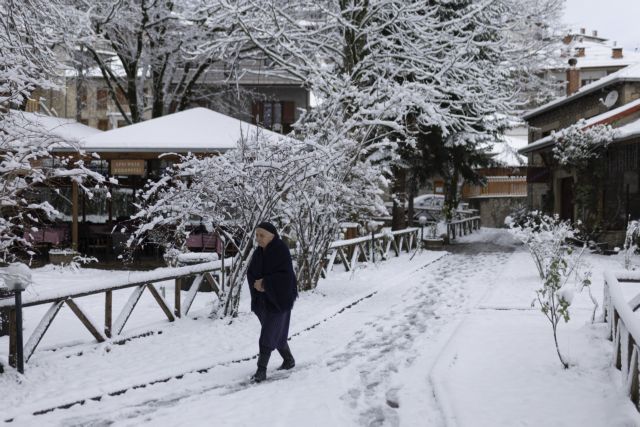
[603,90,619,108]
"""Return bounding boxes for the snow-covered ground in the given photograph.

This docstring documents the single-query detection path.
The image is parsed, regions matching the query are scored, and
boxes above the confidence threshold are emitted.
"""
[1,228,639,426]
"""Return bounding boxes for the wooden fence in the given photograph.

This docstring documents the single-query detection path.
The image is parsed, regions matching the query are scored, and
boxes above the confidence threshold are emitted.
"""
[603,270,640,410]
[0,227,421,370]
[322,228,420,276]
[446,216,481,241]
[0,260,230,370]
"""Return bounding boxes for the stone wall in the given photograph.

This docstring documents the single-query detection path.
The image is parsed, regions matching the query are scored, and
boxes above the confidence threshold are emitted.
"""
[467,196,527,228]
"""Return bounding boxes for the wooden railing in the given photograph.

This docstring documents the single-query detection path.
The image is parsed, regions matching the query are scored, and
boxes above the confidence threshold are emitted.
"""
[0,260,231,370]
[446,216,481,241]
[322,228,420,276]
[0,228,421,371]
[462,176,527,198]
[603,270,640,410]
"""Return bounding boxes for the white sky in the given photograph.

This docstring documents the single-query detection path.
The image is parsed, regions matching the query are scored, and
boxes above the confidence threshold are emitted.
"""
[563,0,640,51]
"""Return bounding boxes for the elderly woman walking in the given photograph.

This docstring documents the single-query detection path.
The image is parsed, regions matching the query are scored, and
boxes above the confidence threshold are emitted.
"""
[247,222,298,382]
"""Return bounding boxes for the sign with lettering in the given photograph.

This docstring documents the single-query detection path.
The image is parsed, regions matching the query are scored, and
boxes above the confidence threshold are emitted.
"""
[111,159,145,176]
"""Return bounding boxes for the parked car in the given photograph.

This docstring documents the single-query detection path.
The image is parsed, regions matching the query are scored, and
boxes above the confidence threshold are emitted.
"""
[413,194,445,209]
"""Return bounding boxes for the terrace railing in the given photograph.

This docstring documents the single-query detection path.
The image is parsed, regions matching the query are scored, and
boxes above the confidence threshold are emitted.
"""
[603,270,640,409]
[461,176,527,198]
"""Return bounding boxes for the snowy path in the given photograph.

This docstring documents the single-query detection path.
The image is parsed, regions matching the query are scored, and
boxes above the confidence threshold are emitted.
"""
[5,236,517,426]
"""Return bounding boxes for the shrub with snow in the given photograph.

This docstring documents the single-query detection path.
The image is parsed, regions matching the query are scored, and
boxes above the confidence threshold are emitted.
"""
[506,212,593,368]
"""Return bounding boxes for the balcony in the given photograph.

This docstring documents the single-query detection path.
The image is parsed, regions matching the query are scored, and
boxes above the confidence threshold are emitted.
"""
[462,176,527,199]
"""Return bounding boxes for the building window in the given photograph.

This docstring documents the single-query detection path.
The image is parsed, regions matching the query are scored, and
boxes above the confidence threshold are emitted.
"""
[97,88,109,110]
[252,101,295,133]
[97,119,109,131]
[88,159,109,176]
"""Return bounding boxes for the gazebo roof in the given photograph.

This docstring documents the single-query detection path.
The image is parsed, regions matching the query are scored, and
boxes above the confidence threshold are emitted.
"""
[71,107,280,153]
[8,111,102,141]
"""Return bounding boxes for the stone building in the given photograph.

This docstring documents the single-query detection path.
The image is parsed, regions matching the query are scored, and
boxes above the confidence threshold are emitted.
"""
[542,28,640,99]
[461,129,528,228]
[520,62,640,245]
[29,58,310,134]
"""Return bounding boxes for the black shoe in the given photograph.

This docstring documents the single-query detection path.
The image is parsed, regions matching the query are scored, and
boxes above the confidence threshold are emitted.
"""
[277,343,295,370]
[252,349,271,382]
[251,367,267,383]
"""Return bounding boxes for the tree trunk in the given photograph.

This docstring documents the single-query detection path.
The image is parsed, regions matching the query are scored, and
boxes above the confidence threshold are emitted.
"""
[391,168,407,230]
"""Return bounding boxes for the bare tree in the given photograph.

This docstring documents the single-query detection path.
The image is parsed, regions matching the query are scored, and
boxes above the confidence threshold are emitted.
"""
[65,0,246,124]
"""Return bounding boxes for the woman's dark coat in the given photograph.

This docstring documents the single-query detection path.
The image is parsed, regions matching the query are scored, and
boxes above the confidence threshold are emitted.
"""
[247,237,298,350]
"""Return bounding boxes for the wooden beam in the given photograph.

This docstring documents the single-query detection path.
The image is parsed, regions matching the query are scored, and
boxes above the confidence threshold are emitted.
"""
[146,284,175,322]
[71,180,78,250]
[8,308,16,368]
[25,301,64,362]
[105,290,112,338]
[65,298,105,343]
[174,278,181,318]
[203,273,221,297]
[182,274,204,316]
[113,285,146,336]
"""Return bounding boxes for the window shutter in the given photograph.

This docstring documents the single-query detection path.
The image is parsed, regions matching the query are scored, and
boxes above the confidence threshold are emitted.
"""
[251,101,263,124]
[282,101,295,124]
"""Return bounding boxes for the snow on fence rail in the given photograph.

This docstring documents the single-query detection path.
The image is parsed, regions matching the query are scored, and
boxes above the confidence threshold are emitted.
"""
[603,270,640,410]
[0,228,420,371]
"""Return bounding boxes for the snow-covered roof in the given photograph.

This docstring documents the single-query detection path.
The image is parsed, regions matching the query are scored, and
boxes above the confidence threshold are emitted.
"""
[615,117,640,141]
[553,39,640,70]
[524,62,640,120]
[490,135,528,166]
[7,111,102,141]
[64,108,282,153]
[520,98,640,154]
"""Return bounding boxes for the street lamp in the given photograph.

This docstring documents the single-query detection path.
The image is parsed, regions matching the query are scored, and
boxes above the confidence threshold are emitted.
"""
[3,263,32,374]
[367,220,381,263]
[418,216,427,248]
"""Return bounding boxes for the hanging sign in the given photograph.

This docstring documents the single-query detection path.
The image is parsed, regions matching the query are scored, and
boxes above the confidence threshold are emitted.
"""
[111,159,145,176]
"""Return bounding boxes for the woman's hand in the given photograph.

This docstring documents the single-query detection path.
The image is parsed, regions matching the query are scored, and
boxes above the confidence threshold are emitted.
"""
[254,279,265,292]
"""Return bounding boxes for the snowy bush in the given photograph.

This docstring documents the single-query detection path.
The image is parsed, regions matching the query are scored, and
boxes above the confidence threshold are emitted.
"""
[282,148,387,291]
[129,132,356,316]
[551,121,619,235]
[551,121,618,169]
[0,0,107,260]
[506,212,593,368]
[624,220,640,270]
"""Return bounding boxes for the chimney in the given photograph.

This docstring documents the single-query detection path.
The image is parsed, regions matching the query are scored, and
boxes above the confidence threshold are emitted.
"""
[612,47,623,58]
[580,28,586,35]
[576,47,585,57]
[566,58,580,96]
[592,30,598,37]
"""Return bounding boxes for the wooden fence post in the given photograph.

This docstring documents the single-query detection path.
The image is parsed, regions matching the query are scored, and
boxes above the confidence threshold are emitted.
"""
[8,308,16,368]
[105,290,112,338]
[174,278,181,318]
